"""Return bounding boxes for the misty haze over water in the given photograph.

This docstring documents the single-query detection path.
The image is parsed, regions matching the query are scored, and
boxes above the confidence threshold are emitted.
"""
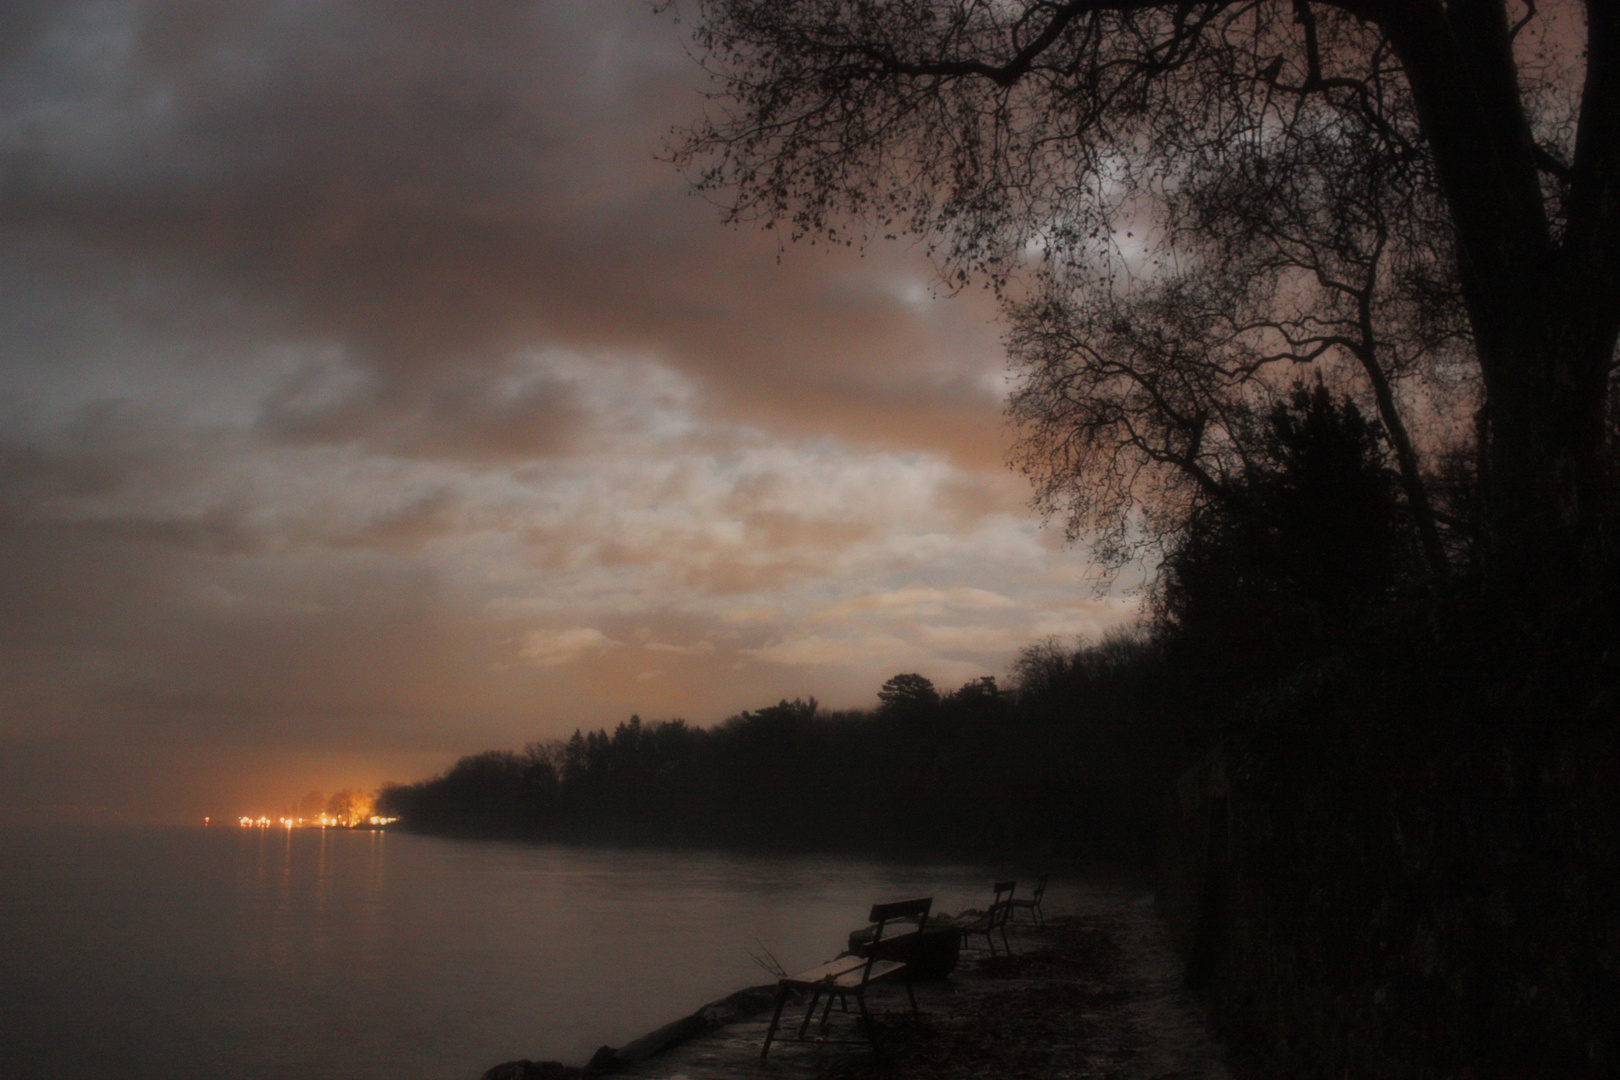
[0,824,1056,1079]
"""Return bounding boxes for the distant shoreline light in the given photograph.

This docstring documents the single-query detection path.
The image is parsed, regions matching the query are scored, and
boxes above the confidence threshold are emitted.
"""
[233,814,397,828]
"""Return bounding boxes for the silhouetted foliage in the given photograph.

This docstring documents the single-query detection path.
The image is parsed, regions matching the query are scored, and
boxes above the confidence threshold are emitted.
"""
[377,647,1180,861]
[1155,381,1418,702]
[876,673,940,718]
[944,675,1004,713]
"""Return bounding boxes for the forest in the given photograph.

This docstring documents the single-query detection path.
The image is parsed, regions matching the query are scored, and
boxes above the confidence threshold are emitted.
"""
[378,651,1166,859]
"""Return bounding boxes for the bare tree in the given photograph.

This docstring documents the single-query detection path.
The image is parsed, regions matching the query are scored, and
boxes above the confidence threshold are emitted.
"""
[1006,51,1467,573]
[667,0,1620,605]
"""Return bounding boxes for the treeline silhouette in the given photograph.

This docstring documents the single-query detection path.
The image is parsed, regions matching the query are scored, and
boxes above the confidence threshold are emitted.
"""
[377,647,1175,860]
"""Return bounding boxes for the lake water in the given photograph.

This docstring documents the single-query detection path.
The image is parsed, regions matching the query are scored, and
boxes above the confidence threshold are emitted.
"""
[0,824,1043,1080]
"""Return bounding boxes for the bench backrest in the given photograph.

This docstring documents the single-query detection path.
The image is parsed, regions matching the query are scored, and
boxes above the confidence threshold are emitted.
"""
[988,880,1017,927]
[868,896,932,940]
[852,897,933,981]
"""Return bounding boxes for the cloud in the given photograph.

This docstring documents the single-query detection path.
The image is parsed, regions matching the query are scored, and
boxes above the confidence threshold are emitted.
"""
[0,0,1012,468]
[749,633,915,669]
[260,356,587,463]
[1027,597,1146,642]
[642,639,715,655]
[342,488,463,550]
[818,586,1018,621]
[917,624,1024,654]
[517,626,616,668]
[0,0,1152,822]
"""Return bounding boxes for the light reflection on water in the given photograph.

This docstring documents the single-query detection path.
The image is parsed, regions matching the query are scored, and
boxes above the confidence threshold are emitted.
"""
[0,825,1046,1080]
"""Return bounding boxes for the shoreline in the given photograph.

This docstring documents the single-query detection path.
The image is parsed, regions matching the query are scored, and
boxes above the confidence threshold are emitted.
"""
[480,895,1230,1080]
[480,983,782,1080]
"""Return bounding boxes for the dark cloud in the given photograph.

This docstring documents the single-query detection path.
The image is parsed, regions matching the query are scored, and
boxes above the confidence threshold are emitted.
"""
[0,2,1129,823]
[1,0,1008,464]
[261,359,586,461]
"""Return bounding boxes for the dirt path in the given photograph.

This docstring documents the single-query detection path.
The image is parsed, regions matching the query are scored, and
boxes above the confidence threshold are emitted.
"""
[1096,895,1232,1080]
[821,894,1232,1080]
[497,890,1232,1080]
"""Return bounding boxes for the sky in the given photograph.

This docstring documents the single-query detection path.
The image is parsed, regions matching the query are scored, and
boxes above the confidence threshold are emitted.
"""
[0,0,1140,824]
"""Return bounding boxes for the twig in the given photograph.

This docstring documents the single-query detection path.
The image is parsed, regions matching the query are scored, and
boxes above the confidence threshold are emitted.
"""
[746,939,788,979]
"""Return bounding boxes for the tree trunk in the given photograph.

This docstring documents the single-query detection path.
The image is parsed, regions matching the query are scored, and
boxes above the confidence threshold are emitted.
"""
[1384,1,1620,607]
[1477,292,1616,605]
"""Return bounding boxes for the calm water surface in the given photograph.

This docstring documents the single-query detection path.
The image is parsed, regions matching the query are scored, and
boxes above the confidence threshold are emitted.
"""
[0,824,1027,1080]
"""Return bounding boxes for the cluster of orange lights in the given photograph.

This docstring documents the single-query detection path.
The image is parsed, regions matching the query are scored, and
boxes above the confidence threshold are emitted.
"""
[231,814,398,828]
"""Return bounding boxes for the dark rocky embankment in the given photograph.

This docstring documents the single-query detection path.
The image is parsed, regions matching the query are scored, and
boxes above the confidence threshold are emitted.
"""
[482,985,778,1079]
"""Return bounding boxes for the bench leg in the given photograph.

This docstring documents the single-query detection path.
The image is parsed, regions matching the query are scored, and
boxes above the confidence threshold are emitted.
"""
[761,984,790,1062]
[817,988,844,1032]
[796,986,825,1040]
[854,987,874,1034]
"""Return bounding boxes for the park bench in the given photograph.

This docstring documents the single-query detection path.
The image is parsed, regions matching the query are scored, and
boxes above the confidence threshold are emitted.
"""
[958,880,1016,955]
[759,897,931,1061]
[1008,872,1048,925]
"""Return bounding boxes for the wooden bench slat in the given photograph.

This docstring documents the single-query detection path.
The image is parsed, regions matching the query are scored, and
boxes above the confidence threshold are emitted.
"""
[829,959,905,988]
[780,955,869,987]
